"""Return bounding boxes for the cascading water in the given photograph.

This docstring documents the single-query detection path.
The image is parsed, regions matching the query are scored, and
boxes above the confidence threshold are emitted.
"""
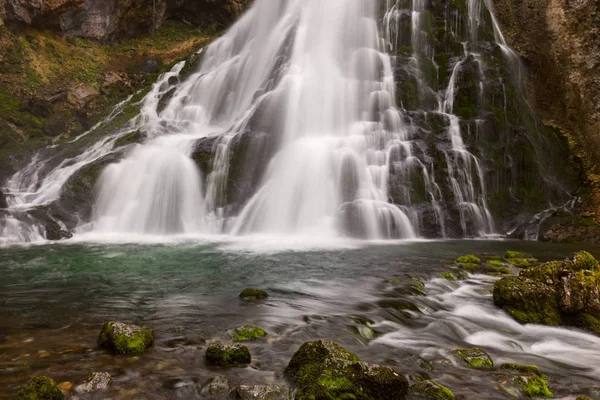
[0,0,576,244]
[88,0,418,239]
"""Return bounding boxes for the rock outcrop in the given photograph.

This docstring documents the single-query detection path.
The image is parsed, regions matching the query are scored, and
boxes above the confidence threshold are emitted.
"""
[1,0,250,42]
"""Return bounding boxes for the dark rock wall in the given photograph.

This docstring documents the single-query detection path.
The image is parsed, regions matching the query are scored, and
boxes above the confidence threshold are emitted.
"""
[1,0,250,41]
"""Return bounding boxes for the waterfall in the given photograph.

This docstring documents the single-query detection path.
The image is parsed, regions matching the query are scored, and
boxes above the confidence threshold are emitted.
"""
[87,0,418,239]
[0,0,573,244]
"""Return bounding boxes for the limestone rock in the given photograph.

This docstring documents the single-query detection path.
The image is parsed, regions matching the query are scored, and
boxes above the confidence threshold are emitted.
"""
[205,341,251,366]
[74,372,112,394]
[232,384,292,400]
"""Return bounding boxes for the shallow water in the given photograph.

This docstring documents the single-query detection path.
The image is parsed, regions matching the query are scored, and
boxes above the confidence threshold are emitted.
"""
[1,239,600,398]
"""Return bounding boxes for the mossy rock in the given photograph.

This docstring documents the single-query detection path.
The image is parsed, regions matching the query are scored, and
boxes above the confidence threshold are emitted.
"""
[494,251,600,335]
[14,376,64,400]
[98,321,155,355]
[411,380,455,400]
[239,288,269,300]
[206,342,251,366]
[284,340,409,400]
[514,375,553,398]
[458,262,481,272]
[506,258,535,269]
[500,363,542,377]
[440,272,457,281]
[575,396,594,400]
[231,325,267,342]
[505,251,534,259]
[451,347,493,369]
[455,254,481,264]
[232,384,292,400]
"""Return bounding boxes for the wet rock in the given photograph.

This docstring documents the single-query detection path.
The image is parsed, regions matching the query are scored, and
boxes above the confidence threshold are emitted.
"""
[500,363,542,377]
[440,272,457,281]
[0,190,8,208]
[74,372,112,394]
[239,288,269,301]
[451,347,493,369]
[232,384,292,400]
[206,376,230,397]
[205,341,251,366]
[494,251,600,336]
[45,221,73,241]
[410,380,455,400]
[284,340,408,400]
[505,251,539,269]
[98,321,155,355]
[514,375,553,398]
[231,325,267,342]
[14,376,64,400]
[455,254,481,264]
[576,396,594,400]
[157,87,177,114]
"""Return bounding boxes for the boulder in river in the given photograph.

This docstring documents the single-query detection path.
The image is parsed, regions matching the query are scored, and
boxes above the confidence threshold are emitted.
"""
[239,288,269,300]
[74,372,112,394]
[284,339,408,400]
[493,251,600,336]
[232,384,292,400]
[205,342,251,366]
[231,325,267,342]
[451,347,493,369]
[410,380,455,400]
[14,376,64,400]
[98,321,155,355]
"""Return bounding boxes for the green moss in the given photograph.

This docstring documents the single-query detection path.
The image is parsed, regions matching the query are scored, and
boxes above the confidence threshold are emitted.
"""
[486,260,504,268]
[576,314,600,337]
[440,272,457,281]
[411,380,455,400]
[459,262,481,272]
[405,277,426,296]
[452,347,493,369]
[418,358,434,372]
[205,342,251,365]
[500,363,542,377]
[566,251,599,271]
[239,288,269,300]
[98,321,155,355]
[507,258,534,269]
[505,251,534,259]
[14,376,64,400]
[231,325,267,342]
[514,375,553,398]
[456,255,481,264]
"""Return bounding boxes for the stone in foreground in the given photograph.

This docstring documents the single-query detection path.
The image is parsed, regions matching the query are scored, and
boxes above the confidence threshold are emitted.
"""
[284,339,408,400]
[493,251,600,336]
[452,347,493,369]
[15,376,64,400]
[74,372,112,394]
[205,341,251,366]
[98,321,155,355]
[232,384,292,400]
[240,288,269,300]
[514,375,553,398]
[411,380,455,400]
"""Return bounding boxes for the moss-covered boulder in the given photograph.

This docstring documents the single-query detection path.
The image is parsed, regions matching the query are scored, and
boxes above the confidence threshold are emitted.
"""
[504,251,539,269]
[284,340,408,400]
[98,321,155,355]
[455,254,481,264]
[205,342,251,366]
[239,288,269,301]
[440,272,457,281]
[494,251,600,336]
[14,376,64,400]
[231,325,267,342]
[514,375,553,398]
[451,347,493,369]
[411,380,455,400]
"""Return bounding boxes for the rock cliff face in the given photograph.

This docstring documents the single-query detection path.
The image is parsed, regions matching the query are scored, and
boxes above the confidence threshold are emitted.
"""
[0,0,249,41]
[493,0,600,173]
